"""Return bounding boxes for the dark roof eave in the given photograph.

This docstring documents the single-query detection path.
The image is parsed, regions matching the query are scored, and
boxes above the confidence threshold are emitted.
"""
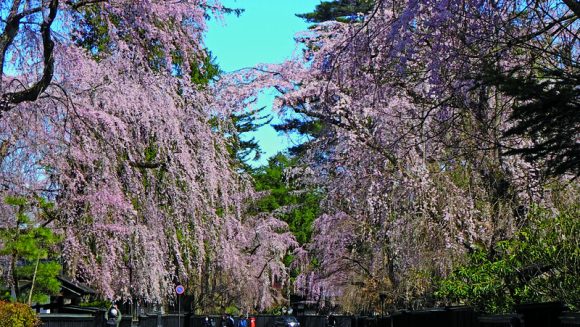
[57,276,97,295]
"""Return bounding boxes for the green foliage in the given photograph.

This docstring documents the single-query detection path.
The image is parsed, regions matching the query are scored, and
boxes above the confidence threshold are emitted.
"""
[0,301,40,327]
[144,138,158,162]
[147,40,167,72]
[436,205,580,313]
[273,118,324,157]
[73,5,115,61]
[224,305,240,315]
[191,51,221,87]
[228,107,272,168]
[212,105,271,172]
[250,154,321,245]
[297,0,375,23]
[485,66,580,177]
[0,197,62,304]
[15,261,61,303]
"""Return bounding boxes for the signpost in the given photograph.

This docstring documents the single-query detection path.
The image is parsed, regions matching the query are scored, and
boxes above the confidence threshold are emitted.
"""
[176,285,185,327]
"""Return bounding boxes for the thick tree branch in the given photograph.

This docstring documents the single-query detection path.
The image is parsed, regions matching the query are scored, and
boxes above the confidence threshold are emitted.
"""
[0,0,24,89]
[1,0,59,115]
[256,257,274,279]
[562,0,580,18]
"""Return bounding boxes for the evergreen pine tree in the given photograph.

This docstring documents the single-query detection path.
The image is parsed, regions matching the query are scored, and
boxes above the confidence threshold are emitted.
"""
[0,197,61,304]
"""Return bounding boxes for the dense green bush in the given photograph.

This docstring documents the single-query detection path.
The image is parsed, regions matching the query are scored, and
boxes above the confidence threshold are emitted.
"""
[0,301,40,327]
[436,205,579,313]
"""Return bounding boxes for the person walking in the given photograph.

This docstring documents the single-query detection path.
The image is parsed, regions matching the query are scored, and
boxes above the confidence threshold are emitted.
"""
[237,314,248,327]
[105,304,122,327]
[203,316,215,327]
[226,314,235,327]
[220,314,231,327]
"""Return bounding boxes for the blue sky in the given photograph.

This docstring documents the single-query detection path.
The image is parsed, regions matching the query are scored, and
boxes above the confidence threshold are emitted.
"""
[205,0,320,166]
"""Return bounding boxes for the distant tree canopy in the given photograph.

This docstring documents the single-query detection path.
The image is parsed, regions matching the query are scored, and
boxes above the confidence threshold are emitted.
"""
[250,154,321,245]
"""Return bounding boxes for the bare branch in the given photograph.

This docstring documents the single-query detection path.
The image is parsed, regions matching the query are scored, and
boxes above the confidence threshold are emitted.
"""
[1,0,60,114]
[0,0,24,88]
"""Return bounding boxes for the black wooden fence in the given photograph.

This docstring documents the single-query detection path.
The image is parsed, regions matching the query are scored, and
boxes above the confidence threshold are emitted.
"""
[40,303,580,327]
[40,314,95,327]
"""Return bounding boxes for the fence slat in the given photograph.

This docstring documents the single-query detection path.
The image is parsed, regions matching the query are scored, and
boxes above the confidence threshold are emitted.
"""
[516,302,564,327]
[478,314,523,327]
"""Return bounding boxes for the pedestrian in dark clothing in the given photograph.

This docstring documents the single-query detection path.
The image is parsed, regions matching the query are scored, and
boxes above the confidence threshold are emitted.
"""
[221,314,235,327]
[226,314,235,327]
[203,316,214,327]
[237,315,248,327]
[105,304,122,327]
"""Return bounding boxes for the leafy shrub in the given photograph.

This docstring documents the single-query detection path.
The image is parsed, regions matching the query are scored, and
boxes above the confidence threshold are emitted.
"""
[436,205,579,313]
[0,301,40,327]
